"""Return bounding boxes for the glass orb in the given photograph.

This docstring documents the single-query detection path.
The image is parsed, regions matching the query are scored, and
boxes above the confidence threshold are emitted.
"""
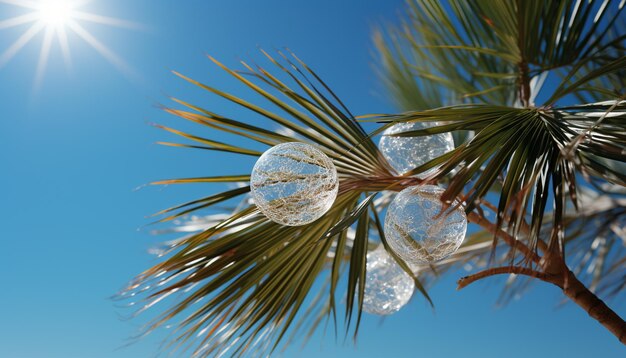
[250,142,338,226]
[384,185,467,265]
[379,121,454,176]
[362,246,415,315]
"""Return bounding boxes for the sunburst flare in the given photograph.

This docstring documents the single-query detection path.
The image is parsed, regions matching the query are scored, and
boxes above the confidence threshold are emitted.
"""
[0,0,139,90]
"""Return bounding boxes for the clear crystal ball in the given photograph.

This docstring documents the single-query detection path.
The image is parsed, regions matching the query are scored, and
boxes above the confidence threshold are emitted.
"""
[385,185,467,265]
[250,142,338,226]
[379,122,454,176]
[362,246,415,315]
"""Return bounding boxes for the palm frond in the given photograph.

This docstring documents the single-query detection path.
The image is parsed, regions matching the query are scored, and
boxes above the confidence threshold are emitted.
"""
[125,0,626,353]
[120,52,431,357]
[375,0,625,108]
[368,100,626,257]
[371,0,626,274]
[374,0,519,109]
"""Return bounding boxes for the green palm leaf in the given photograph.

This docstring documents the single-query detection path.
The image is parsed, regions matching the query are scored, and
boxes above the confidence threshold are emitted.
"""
[120,52,429,357]
[123,0,626,354]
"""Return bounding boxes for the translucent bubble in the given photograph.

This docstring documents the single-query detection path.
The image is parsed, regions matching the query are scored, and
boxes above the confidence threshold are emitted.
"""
[250,142,338,226]
[379,122,454,176]
[362,246,414,315]
[384,185,467,265]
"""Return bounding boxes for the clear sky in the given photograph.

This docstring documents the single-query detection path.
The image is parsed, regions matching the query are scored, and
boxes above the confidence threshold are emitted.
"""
[0,1,624,357]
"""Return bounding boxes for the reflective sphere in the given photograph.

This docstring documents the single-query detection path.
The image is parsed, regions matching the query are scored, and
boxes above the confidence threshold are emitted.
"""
[379,122,454,176]
[250,142,338,226]
[385,185,467,265]
[362,246,415,315]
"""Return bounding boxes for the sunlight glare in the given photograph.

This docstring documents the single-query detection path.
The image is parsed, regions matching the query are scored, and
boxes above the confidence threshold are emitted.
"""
[0,0,140,91]
[37,0,74,27]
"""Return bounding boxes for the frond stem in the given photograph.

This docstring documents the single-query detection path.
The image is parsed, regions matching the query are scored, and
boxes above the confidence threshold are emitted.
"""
[466,211,541,264]
[519,60,531,107]
[457,266,556,290]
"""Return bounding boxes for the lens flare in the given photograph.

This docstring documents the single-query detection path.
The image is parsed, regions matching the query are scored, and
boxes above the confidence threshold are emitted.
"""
[0,0,140,91]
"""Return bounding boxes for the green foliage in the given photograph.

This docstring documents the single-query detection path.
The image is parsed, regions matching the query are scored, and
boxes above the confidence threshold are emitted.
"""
[372,0,626,301]
[367,100,626,255]
[123,0,626,356]
[375,0,625,108]
[120,52,428,356]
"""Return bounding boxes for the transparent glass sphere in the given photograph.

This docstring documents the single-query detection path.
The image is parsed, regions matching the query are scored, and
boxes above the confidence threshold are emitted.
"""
[362,246,415,315]
[250,142,339,226]
[379,122,454,176]
[385,185,467,265]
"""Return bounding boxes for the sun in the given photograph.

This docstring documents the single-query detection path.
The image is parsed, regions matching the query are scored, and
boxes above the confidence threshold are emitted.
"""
[0,0,139,91]
[37,0,74,27]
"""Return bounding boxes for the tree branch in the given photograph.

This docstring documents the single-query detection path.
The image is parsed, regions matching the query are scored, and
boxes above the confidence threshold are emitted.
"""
[467,211,541,264]
[478,199,549,253]
[457,266,556,290]
[516,0,531,107]
[519,61,531,107]
[562,269,626,344]
[345,174,626,344]
[464,205,626,345]
[347,176,543,263]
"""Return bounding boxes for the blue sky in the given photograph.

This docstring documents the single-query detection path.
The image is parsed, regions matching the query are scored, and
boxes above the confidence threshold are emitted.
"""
[0,1,624,357]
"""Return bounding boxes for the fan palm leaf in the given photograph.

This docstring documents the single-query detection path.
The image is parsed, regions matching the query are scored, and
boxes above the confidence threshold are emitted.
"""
[123,0,626,354]
[119,52,428,357]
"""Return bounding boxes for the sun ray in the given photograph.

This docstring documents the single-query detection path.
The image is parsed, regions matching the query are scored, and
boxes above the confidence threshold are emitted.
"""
[0,21,45,68]
[0,13,39,29]
[72,11,142,30]
[34,26,55,92]
[0,0,138,89]
[70,0,91,8]
[67,20,135,79]
[56,25,72,70]
[0,0,39,10]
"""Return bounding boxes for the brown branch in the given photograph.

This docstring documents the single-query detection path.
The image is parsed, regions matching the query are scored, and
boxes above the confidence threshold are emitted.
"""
[516,0,531,107]
[338,175,424,195]
[562,270,626,344]
[343,176,542,263]
[342,173,626,344]
[464,206,626,344]
[467,211,541,264]
[519,60,531,107]
[457,266,557,290]
[478,198,549,253]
